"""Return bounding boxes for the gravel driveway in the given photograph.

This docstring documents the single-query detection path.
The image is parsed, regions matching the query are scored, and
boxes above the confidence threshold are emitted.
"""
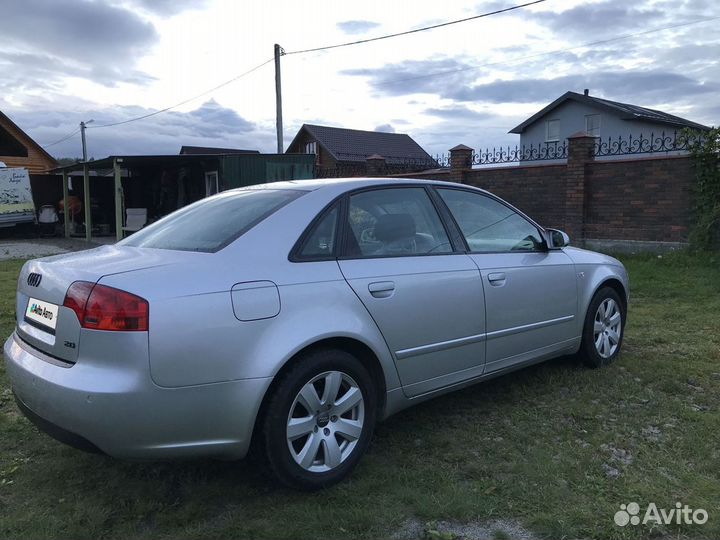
[0,237,114,261]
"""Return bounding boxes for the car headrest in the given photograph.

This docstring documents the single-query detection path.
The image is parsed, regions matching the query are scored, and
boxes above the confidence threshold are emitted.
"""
[374,213,416,243]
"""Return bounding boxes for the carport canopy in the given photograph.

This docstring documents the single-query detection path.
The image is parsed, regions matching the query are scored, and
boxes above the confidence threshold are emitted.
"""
[50,154,222,242]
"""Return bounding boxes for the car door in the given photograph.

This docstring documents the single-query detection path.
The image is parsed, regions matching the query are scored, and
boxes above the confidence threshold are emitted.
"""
[436,187,578,374]
[337,186,486,398]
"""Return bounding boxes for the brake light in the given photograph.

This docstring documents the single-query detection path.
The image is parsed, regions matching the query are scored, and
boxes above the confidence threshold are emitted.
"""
[63,281,94,324]
[63,281,149,331]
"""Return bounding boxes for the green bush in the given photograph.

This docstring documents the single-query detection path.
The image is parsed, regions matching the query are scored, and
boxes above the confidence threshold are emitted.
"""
[685,126,720,249]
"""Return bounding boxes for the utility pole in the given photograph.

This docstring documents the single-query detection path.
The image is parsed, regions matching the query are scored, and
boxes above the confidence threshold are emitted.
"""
[80,121,88,163]
[80,120,93,241]
[274,43,284,154]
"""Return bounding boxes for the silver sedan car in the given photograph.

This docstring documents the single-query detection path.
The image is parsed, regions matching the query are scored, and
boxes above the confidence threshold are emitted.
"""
[4,178,628,489]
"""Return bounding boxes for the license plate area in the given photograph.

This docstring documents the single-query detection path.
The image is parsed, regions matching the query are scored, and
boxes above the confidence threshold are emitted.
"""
[25,297,59,335]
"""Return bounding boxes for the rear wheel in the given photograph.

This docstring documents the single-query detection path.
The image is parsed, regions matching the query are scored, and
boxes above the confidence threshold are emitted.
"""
[579,287,625,368]
[261,349,377,490]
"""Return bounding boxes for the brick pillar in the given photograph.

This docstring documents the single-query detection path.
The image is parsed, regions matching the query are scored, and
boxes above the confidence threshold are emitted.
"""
[366,154,386,177]
[565,132,595,245]
[449,144,473,184]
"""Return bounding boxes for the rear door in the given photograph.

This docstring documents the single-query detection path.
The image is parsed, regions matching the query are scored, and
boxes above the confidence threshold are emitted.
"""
[436,187,578,373]
[336,186,486,397]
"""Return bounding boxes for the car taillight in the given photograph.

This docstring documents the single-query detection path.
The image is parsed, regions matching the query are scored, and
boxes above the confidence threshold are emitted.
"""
[63,281,149,331]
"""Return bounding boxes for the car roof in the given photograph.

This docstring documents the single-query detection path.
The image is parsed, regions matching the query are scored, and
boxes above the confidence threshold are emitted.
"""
[242,177,473,192]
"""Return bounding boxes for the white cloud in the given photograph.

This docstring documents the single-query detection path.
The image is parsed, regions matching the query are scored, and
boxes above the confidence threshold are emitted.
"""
[7,99,269,158]
[1,0,718,158]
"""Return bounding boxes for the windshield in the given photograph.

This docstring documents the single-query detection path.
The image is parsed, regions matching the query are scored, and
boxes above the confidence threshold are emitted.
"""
[120,188,304,252]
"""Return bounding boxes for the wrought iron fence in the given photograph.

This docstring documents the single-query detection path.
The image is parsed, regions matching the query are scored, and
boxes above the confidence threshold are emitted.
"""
[593,130,699,157]
[314,131,705,177]
[432,141,569,168]
[478,141,569,164]
[431,129,704,167]
[431,154,451,168]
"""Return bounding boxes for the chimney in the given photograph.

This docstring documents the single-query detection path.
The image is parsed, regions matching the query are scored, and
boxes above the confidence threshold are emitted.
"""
[584,88,589,96]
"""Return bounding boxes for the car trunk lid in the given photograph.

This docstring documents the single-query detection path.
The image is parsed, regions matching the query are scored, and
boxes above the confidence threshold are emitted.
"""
[15,245,180,363]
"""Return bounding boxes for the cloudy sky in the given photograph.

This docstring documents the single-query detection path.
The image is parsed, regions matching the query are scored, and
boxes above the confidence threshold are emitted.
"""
[1,0,718,159]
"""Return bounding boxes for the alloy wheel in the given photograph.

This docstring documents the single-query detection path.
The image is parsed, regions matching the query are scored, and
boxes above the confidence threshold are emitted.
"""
[593,298,622,358]
[286,371,365,472]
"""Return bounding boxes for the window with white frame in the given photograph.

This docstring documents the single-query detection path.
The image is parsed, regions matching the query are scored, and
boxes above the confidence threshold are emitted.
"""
[305,141,318,155]
[204,171,219,197]
[545,119,560,142]
[585,114,601,137]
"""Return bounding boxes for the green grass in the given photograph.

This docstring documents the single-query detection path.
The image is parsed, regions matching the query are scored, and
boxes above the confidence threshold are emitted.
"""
[1,252,719,539]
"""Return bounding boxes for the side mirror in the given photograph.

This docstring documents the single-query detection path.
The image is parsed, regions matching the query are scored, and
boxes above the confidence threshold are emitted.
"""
[546,228,570,248]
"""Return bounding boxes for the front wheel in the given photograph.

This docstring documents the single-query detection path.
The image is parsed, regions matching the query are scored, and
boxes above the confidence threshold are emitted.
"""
[261,349,377,490]
[579,287,625,368]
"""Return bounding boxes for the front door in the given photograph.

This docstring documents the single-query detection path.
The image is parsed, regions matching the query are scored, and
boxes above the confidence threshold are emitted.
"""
[436,187,578,373]
[337,187,486,397]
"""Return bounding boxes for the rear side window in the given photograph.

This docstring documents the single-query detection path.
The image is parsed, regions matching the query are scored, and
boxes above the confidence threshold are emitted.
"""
[297,205,339,260]
[120,189,303,252]
[345,188,452,257]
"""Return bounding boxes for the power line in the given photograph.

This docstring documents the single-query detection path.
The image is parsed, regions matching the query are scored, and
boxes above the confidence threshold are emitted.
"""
[366,15,720,88]
[41,127,81,149]
[40,10,719,147]
[283,0,547,56]
[89,57,274,129]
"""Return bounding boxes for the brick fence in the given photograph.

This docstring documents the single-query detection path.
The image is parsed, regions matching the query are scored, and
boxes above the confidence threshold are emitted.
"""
[391,134,695,248]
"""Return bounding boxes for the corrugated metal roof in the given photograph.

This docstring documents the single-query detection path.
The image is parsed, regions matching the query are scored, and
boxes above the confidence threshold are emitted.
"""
[509,91,711,134]
[288,124,435,165]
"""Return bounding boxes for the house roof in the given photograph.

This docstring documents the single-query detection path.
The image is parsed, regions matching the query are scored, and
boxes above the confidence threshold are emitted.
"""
[0,110,58,171]
[287,124,435,165]
[509,91,711,134]
[179,145,259,155]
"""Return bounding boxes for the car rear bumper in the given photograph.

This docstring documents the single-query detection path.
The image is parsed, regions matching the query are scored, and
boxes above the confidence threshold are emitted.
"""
[13,391,104,454]
[4,332,272,460]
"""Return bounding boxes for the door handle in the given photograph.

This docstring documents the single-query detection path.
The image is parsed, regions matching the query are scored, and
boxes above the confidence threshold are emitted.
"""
[487,272,506,286]
[368,281,395,298]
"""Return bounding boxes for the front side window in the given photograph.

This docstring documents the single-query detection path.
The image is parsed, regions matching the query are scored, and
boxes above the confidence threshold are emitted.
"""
[121,189,303,252]
[345,188,452,257]
[437,189,544,253]
[546,119,560,142]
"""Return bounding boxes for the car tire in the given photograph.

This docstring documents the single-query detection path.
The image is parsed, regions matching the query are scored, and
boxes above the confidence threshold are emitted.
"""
[261,348,377,490]
[579,286,625,368]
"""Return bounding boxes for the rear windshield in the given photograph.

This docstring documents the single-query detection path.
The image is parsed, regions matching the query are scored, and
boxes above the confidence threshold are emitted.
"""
[120,189,304,252]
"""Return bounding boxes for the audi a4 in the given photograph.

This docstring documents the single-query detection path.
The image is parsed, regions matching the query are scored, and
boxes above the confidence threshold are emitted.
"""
[4,178,628,489]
